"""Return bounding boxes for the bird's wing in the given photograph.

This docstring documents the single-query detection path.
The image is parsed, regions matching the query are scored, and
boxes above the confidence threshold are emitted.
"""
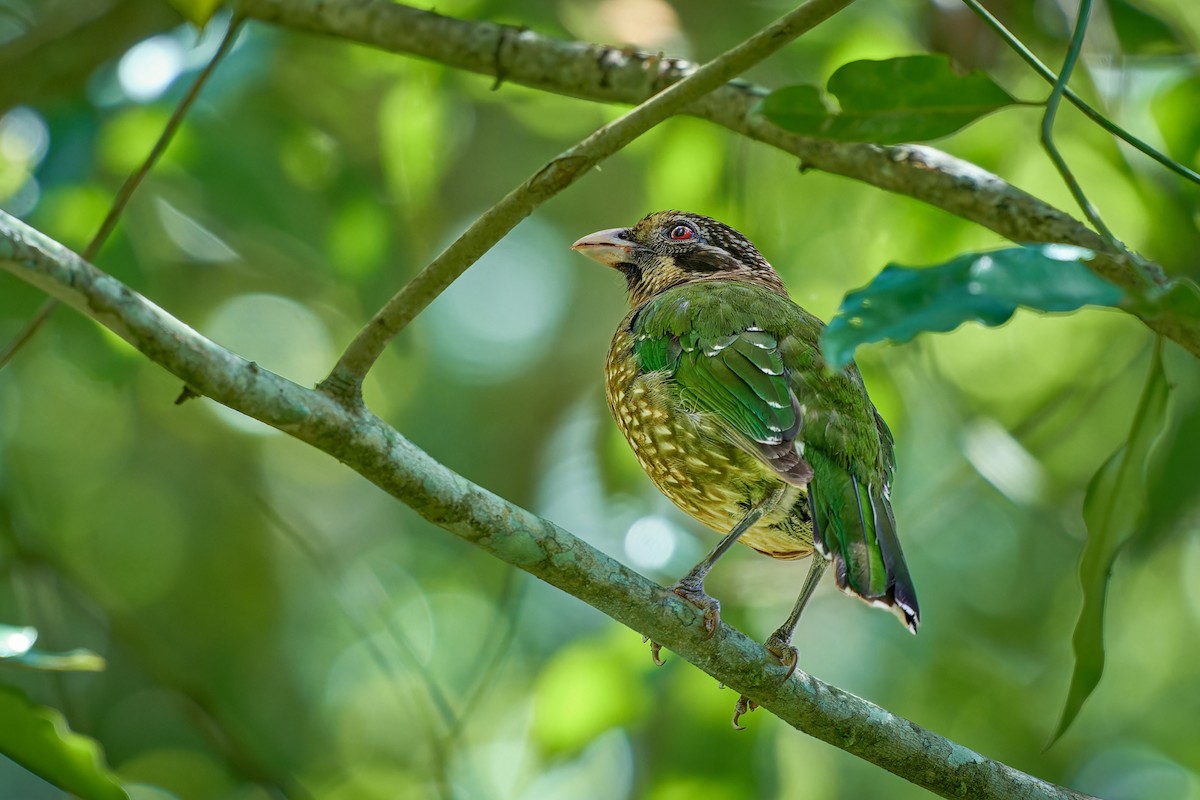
[780,333,919,631]
[631,285,812,485]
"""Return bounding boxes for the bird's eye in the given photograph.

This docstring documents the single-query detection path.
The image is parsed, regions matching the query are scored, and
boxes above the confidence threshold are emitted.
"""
[668,224,694,241]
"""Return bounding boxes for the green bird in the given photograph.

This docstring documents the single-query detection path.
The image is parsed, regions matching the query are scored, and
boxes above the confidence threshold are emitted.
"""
[572,211,919,701]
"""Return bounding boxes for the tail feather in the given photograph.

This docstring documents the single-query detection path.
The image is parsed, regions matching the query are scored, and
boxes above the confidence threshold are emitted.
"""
[809,452,920,633]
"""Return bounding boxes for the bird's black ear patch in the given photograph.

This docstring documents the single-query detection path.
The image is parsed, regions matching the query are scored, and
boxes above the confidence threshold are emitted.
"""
[677,247,740,273]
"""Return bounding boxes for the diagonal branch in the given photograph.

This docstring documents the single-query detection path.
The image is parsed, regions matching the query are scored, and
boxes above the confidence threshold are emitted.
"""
[319,0,856,398]
[236,0,1200,359]
[1,210,1097,800]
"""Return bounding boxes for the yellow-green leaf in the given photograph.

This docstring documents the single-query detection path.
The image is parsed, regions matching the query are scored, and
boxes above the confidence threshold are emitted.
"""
[167,0,223,28]
[0,686,128,800]
[1050,343,1172,744]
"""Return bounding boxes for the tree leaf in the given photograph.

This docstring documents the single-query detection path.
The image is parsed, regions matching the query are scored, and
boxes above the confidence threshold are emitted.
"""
[759,55,1019,144]
[1108,0,1193,56]
[820,244,1119,369]
[0,624,107,672]
[1049,343,1171,744]
[0,685,128,800]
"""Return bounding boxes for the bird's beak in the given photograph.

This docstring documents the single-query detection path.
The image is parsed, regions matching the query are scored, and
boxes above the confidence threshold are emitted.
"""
[570,227,634,267]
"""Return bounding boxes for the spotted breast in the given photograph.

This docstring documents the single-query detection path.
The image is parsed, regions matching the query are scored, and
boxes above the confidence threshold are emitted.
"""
[605,320,814,560]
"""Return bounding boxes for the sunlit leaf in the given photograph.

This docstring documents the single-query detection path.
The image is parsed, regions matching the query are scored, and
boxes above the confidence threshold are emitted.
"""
[0,624,106,671]
[1109,0,1193,56]
[0,686,128,800]
[167,0,223,28]
[1050,343,1171,743]
[820,245,1118,369]
[760,56,1019,144]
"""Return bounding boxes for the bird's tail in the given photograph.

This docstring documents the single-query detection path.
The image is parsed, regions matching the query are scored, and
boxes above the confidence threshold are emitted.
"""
[808,451,920,633]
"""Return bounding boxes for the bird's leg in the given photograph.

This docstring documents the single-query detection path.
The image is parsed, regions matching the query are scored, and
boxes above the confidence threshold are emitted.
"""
[732,552,829,729]
[664,485,785,642]
[764,553,829,676]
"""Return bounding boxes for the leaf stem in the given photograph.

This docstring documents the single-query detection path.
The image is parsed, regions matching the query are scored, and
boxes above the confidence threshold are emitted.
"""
[1039,0,1120,248]
[963,0,1200,187]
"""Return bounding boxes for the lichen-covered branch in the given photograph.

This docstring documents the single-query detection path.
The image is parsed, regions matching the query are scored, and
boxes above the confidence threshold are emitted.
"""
[321,0,855,396]
[1,210,1096,800]
[236,0,1200,359]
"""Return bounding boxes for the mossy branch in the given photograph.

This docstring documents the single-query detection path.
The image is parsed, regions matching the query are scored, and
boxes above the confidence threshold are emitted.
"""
[1,210,1096,800]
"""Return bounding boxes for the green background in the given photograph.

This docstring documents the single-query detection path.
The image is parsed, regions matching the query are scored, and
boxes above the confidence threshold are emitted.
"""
[2,0,1199,797]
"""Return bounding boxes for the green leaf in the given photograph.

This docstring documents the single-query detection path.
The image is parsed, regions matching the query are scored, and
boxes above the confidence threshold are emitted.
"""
[760,55,1019,144]
[1108,0,1193,56]
[167,0,223,27]
[0,624,107,672]
[1050,343,1171,744]
[820,244,1119,369]
[0,685,128,800]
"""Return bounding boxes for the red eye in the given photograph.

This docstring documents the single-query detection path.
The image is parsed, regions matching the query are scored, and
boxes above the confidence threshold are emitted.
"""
[669,224,694,240]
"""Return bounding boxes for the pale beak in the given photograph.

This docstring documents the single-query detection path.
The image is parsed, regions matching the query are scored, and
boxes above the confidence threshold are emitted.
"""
[570,227,635,267]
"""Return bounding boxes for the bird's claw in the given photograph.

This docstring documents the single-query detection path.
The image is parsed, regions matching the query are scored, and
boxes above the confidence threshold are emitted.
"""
[642,635,666,666]
[764,634,799,681]
[729,635,799,729]
[670,582,721,639]
[732,695,758,730]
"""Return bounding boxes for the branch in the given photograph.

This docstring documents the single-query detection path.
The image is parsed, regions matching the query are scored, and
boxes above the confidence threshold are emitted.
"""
[320,0,856,396]
[1,210,1096,800]
[235,0,1200,359]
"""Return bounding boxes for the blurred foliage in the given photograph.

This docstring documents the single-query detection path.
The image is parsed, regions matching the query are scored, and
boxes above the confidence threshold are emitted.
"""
[1,0,1199,798]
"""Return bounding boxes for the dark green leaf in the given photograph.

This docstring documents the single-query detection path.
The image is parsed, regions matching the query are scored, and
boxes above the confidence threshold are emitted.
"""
[820,244,1119,369]
[0,686,128,800]
[1050,344,1171,743]
[760,55,1018,144]
[1109,0,1193,56]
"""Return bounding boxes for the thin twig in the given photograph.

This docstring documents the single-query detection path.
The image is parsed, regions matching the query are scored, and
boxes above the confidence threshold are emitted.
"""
[962,0,1200,187]
[0,15,245,371]
[319,0,858,400]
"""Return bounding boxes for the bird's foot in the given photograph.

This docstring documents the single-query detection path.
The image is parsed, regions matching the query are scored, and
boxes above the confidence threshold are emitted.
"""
[764,630,799,681]
[642,635,666,666]
[732,695,758,730]
[669,579,721,639]
[730,632,799,730]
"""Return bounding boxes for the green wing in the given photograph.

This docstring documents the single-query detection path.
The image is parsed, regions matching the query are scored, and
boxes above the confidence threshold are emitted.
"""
[631,281,920,632]
[632,285,812,485]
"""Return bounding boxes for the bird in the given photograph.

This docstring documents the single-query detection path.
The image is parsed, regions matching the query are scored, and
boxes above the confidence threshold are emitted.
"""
[571,210,919,723]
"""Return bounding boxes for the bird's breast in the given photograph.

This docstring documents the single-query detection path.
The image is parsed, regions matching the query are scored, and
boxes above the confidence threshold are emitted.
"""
[604,329,813,559]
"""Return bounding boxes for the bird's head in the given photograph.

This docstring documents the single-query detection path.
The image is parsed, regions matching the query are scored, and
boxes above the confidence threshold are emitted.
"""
[571,210,786,307]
